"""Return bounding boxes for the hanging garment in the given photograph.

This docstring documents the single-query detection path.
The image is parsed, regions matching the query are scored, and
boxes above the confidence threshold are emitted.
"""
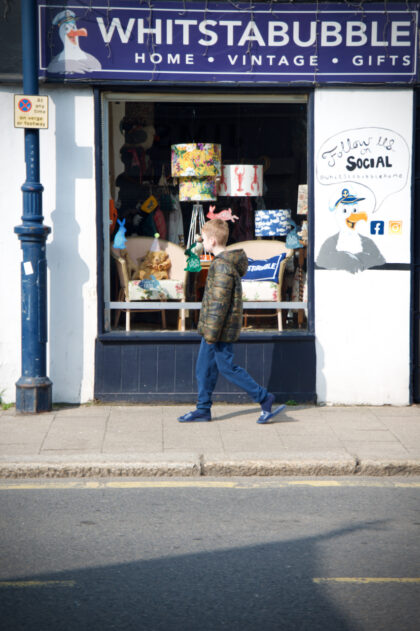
[153,206,167,240]
[109,199,118,234]
[168,194,185,246]
[231,198,254,243]
[126,147,146,183]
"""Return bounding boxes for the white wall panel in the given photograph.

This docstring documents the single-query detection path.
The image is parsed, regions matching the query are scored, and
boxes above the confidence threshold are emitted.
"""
[0,86,97,404]
[314,88,413,404]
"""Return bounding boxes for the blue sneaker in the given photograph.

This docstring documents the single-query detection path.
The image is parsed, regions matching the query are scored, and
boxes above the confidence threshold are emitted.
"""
[178,409,211,422]
[257,393,286,424]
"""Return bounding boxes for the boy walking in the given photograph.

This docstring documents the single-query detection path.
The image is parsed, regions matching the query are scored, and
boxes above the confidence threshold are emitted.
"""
[178,219,285,424]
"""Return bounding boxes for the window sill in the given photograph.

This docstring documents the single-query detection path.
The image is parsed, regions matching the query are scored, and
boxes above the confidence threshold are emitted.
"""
[98,329,314,343]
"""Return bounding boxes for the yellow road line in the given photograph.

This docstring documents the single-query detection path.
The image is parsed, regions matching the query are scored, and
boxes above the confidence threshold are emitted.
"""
[0,580,75,588]
[288,481,342,486]
[0,481,102,490]
[0,479,420,490]
[314,578,420,584]
[105,480,237,488]
[0,480,237,490]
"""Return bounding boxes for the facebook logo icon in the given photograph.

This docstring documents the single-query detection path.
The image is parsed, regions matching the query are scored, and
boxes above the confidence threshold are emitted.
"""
[370,221,384,235]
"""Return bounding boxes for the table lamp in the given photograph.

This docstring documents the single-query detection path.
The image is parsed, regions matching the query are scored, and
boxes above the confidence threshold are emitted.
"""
[218,164,263,197]
[171,142,222,252]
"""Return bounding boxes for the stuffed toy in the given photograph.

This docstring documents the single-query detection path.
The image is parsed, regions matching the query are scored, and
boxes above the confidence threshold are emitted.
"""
[192,234,204,257]
[286,219,304,250]
[207,206,239,222]
[113,218,127,249]
[184,236,204,272]
[137,250,171,281]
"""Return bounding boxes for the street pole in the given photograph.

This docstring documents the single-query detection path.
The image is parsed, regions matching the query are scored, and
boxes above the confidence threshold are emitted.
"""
[14,0,52,413]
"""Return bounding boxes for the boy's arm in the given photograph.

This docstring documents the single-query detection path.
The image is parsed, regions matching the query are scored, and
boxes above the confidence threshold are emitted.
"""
[203,261,234,343]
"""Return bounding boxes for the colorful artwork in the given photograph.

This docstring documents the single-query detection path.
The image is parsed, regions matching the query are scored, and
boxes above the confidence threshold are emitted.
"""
[179,177,218,201]
[219,165,263,197]
[297,184,308,215]
[171,143,221,177]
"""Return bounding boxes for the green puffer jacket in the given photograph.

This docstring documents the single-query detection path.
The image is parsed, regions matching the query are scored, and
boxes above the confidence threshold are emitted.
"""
[198,249,248,343]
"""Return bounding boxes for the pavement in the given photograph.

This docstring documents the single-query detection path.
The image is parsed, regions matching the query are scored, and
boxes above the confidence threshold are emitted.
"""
[0,402,419,478]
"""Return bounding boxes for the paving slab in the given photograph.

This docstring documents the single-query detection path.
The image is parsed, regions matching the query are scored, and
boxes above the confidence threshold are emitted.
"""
[330,428,399,442]
[41,417,106,451]
[273,423,336,436]
[281,436,344,450]
[53,406,111,417]
[369,406,420,416]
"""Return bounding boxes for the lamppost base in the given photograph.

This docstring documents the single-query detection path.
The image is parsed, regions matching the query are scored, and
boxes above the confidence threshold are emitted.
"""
[16,377,53,414]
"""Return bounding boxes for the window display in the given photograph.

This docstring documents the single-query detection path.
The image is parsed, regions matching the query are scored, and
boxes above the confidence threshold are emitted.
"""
[106,98,308,332]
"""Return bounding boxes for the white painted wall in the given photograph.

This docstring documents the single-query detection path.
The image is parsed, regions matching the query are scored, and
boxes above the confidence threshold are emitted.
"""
[0,85,97,404]
[314,89,413,405]
[1,84,413,406]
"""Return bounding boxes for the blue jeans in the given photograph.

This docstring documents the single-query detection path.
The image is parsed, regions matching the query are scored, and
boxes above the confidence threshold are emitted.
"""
[196,338,267,412]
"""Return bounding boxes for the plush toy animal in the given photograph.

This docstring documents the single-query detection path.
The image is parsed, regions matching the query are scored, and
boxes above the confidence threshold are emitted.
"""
[207,206,239,222]
[137,250,171,281]
[113,218,127,249]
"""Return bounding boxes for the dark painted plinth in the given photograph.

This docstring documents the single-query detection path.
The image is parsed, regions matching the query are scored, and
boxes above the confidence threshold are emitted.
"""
[94,333,316,404]
[15,377,53,414]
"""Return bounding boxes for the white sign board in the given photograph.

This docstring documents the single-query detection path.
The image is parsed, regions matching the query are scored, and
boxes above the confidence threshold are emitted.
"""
[14,95,48,129]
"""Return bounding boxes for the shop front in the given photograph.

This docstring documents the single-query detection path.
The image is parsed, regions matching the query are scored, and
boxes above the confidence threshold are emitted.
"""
[0,1,417,405]
[94,88,315,402]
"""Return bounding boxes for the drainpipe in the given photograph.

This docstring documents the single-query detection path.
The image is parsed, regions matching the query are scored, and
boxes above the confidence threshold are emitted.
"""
[14,0,52,413]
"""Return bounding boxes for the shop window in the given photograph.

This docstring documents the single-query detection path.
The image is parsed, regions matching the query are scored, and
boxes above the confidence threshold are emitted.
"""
[104,95,308,333]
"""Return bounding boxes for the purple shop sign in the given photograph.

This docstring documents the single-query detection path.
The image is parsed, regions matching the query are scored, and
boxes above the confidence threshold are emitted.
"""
[38,1,418,84]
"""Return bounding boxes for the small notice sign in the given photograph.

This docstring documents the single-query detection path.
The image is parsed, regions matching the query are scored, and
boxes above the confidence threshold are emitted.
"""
[14,95,48,129]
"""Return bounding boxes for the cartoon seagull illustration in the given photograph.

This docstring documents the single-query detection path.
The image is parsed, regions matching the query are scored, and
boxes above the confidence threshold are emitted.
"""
[316,187,386,274]
[47,9,102,75]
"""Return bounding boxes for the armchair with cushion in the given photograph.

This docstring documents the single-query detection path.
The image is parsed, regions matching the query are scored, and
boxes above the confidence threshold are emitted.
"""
[225,240,293,331]
[111,236,187,331]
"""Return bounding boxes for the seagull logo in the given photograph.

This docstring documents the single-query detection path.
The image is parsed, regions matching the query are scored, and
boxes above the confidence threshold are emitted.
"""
[316,186,386,274]
[47,10,102,75]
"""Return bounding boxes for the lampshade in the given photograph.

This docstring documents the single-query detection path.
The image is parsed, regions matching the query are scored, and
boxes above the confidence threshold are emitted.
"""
[179,176,218,202]
[219,164,263,197]
[297,184,308,215]
[171,143,221,177]
[255,209,292,236]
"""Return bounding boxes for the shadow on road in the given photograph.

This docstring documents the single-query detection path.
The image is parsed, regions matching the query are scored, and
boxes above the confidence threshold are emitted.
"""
[0,524,371,631]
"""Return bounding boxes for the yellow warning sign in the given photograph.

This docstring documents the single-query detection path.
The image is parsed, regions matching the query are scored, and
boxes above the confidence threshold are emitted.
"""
[14,95,48,129]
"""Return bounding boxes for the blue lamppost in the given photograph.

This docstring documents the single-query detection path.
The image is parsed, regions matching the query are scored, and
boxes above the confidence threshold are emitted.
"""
[14,0,52,413]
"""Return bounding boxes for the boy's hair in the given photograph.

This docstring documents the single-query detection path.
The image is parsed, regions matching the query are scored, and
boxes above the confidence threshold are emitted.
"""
[202,219,229,246]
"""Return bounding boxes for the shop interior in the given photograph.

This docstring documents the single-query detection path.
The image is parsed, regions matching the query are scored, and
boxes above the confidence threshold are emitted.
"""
[108,98,308,332]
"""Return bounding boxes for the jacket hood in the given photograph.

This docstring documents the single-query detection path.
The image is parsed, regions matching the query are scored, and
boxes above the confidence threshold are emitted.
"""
[218,249,248,277]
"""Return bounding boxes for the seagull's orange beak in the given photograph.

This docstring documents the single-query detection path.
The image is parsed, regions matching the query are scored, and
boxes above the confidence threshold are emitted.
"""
[67,28,87,44]
[346,211,367,230]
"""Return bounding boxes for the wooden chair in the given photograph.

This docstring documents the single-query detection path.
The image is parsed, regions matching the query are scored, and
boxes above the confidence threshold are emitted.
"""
[111,237,187,331]
[225,240,293,331]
